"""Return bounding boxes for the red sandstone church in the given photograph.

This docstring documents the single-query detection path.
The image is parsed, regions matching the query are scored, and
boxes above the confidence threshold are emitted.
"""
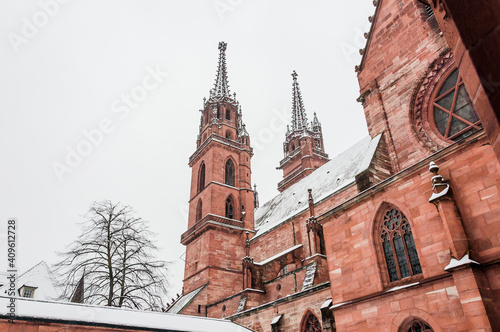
[167,1,500,331]
[2,1,500,332]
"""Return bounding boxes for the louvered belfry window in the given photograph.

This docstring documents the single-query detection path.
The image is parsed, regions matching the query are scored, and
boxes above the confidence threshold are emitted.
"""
[380,207,422,282]
[225,159,235,186]
[431,68,482,141]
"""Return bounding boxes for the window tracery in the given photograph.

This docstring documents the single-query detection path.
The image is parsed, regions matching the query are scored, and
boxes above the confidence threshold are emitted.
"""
[430,68,482,141]
[410,52,483,151]
[302,312,322,332]
[402,319,433,332]
[380,207,422,282]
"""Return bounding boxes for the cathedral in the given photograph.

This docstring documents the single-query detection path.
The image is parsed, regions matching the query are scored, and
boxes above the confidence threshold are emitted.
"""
[169,0,500,331]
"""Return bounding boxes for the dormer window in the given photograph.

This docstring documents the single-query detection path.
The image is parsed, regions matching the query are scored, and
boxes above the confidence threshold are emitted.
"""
[19,285,37,298]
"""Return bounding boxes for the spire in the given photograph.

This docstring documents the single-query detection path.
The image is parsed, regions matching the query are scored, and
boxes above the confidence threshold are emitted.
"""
[213,41,230,98]
[291,71,309,131]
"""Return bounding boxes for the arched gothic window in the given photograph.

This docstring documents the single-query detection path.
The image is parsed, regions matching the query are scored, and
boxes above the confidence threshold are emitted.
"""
[301,312,322,332]
[430,68,482,141]
[198,163,206,192]
[225,159,235,186]
[226,131,232,140]
[225,197,234,219]
[225,109,231,120]
[402,319,433,332]
[196,200,203,222]
[380,207,422,282]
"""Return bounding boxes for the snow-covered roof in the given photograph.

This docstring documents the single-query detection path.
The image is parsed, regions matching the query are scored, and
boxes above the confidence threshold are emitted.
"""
[254,135,381,237]
[0,261,60,300]
[0,296,254,332]
[166,284,206,314]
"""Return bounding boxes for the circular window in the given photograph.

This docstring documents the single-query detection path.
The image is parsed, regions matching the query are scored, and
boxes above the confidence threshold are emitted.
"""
[222,305,226,312]
[429,67,482,142]
[276,283,281,291]
[411,52,483,150]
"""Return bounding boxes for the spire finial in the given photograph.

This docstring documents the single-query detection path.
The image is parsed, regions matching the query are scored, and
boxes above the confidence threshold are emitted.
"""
[213,41,230,98]
[290,71,309,131]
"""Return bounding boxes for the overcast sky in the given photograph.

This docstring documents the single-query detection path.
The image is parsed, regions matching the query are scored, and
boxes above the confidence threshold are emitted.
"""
[0,1,374,298]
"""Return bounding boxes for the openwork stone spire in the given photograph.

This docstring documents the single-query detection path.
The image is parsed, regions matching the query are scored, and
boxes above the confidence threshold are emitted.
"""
[213,41,231,98]
[291,71,309,131]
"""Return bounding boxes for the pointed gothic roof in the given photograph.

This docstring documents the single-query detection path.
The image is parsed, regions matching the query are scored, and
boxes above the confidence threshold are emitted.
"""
[212,41,231,98]
[290,71,309,131]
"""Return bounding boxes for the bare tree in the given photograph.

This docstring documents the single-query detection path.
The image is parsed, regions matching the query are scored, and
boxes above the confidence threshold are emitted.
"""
[55,201,168,310]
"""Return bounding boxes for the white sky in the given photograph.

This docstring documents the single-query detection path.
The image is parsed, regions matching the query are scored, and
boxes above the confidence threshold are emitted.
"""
[0,0,373,299]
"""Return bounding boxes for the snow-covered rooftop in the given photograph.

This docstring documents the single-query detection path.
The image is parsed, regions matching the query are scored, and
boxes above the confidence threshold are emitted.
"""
[166,284,206,314]
[254,135,381,237]
[0,296,254,332]
[0,261,60,301]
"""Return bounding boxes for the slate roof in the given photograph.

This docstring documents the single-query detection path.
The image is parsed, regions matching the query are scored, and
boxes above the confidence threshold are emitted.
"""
[165,284,207,314]
[254,135,381,238]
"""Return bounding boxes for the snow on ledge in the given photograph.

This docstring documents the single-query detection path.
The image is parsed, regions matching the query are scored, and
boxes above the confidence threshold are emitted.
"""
[386,282,419,293]
[320,299,332,310]
[253,244,302,266]
[329,301,351,310]
[444,253,479,271]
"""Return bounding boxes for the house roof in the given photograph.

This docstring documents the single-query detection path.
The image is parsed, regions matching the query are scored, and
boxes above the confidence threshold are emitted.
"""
[253,135,382,238]
[0,261,60,300]
[0,296,254,332]
[165,284,206,314]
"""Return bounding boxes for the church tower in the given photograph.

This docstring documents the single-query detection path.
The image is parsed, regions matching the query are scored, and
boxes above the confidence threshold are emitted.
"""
[277,71,329,192]
[180,42,255,314]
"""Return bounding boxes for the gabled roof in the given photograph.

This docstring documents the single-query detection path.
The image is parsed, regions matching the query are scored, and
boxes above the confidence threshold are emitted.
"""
[0,261,60,300]
[0,296,255,332]
[357,0,431,72]
[165,284,206,314]
[254,135,382,238]
[357,0,381,73]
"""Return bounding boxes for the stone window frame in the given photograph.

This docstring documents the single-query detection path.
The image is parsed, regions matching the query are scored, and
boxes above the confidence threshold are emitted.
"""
[196,199,203,222]
[225,195,234,220]
[399,317,434,332]
[299,310,322,332]
[374,203,424,287]
[224,158,236,187]
[410,50,454,152]
[198,162,206,193]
